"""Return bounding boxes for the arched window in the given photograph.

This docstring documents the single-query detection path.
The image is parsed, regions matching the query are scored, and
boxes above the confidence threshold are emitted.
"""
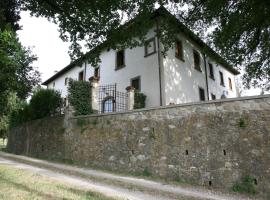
[102,96,115,113]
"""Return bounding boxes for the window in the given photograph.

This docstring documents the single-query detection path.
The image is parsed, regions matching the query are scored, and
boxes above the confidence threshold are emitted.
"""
[144,38,156,57]
[53,82,55,87]
[211,93,216,100]
[78,71,84,81]
[219,71,224,86]
[131,76,141,91]
[209,63,214,80]
[199,87,205,101]
[175,40,184,60]
[228,78,233,91]
[94,67,100,77]
[102,97,115,113]
[116,50,125,69]
[193,50,201,71]
[63,98,67,107]
[64,77,69,85]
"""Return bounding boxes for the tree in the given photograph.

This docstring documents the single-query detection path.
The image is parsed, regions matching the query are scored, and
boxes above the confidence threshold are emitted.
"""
[0,29,40,115]
[8,0,270,90]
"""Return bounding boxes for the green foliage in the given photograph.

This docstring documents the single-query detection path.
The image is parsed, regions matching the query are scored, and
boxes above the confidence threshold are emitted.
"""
[239,118,246,128]
[0,29,40,116]
[29,88,62,120]
[9,89,62,128]
[232,175,257,195]
[68,80,92,116]
[134,92,146,109]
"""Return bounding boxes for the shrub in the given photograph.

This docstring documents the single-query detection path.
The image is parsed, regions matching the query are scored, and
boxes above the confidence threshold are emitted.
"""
[232,175,257,194]
[29,88,62,120]
[134,92,146,109]
[68,80,92,116]
[9,88,62,128]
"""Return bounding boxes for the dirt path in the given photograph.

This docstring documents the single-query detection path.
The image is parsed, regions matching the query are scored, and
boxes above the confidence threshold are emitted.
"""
[0,152,260,200]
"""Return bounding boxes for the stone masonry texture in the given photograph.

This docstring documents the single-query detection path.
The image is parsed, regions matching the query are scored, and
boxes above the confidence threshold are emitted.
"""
[7,95,270,198]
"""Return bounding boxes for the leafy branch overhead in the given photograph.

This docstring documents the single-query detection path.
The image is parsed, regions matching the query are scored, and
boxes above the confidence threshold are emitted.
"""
[13,0,270,90]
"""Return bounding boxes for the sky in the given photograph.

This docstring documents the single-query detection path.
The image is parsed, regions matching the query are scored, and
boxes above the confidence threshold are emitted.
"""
[17,11,262,96]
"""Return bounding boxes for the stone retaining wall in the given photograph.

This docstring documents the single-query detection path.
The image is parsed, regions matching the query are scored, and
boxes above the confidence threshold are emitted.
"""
[7,95,270,197]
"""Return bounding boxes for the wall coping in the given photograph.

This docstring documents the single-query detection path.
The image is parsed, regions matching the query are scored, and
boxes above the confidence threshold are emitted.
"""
[70,94,270,119]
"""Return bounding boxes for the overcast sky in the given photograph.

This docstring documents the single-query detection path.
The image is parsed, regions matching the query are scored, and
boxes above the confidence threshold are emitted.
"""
[17,11,261,96]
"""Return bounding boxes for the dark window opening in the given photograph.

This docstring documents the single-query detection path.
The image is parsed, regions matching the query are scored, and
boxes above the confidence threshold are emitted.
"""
[175,40,184,60]
[228,77,233,91]
[94,67,100,77]
[185,150,189,155]
[53,82,55,87]
[144,38,156,57]
[219,71,224,86]
[223,149,226,156]
[116,50,125,69]
[131,76,141,91]
[209,63,214,80]
[209,181,212,186]
[64,77,69,85]
[199,87,205,101]
[254,179,258,185]
[78,71,84,81]
[63,98,67,107]
[131,150,135,155]
[193,50,201,71]
[211,93,216,100]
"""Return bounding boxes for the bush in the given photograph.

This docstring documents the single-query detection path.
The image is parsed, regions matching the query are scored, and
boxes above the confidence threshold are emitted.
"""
[134,92,146,109]
[29,88,62,120]
[68,80,92,116]
[232,175,257,194]
[9,88,62,128]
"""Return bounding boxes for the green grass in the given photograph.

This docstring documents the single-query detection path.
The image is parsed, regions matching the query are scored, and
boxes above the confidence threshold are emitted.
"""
[0,164,117,200]
[0,138,7,150]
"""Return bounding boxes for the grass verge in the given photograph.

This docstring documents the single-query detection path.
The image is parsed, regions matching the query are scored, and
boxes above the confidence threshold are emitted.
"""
[0,164,116,200]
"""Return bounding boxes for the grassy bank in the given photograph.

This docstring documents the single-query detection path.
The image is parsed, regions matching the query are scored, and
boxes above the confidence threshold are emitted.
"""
[0,164,116,200]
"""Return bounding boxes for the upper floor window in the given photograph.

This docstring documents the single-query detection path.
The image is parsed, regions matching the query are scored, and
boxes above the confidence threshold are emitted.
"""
[116,50,125,70]
[64,77,69,85]
[144,38,156,57]
[193,50,201,72]
[78,71,84,81]
[219,71,225,86]
[209,63,214,80]
[131,76,141,91]
[211,93,216,100]
[94,67,100,77]
[175,40,184,61]
[228,77,233,90]
[199,87,205,101]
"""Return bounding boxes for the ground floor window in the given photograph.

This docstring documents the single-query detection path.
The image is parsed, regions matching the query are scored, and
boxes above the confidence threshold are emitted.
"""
[102,96,115,113]
[199,87,205,101]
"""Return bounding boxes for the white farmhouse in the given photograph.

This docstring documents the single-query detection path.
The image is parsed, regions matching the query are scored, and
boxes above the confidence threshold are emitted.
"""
[43,7,239,112]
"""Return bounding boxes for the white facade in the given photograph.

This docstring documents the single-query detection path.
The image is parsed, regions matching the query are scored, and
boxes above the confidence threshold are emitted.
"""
[44,20,238,109]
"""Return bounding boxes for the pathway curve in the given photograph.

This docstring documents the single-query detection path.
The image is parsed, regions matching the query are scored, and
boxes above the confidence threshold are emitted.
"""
[0,152,260,200]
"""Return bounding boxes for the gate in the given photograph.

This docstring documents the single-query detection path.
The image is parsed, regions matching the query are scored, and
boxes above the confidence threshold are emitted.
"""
[98,84,128,113]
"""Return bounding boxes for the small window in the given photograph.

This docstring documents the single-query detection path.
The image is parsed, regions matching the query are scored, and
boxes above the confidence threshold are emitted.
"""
[131,76,141,91]
[228,77,233,91]
[175,40,184,60]
[219,71,224,86]
[209,63,214,80]
[63,98,67,107]
[193,50,201,71]
[116,50,125,69]
[64,78,69,86]
[78,71,84,81]
[199,87,205,101]
[94,67,100,77]
[53,82,55,87]
[211,93,216,100]
[144,38,156,57]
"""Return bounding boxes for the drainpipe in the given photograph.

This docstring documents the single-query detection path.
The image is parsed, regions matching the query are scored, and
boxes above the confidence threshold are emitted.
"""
[203,53,210,101]
[156,19,163,106]
[84,61,87,81]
